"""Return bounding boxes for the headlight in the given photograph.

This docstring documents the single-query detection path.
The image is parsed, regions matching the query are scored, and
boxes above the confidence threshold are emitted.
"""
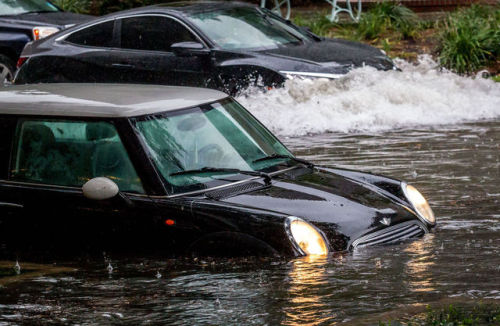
[403,184,435,224]
[32,26,60,41]
[286,216,328,256]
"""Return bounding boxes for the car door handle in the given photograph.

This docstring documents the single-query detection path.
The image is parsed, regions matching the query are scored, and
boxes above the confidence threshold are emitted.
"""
[111,63,135,69]
[0,202,23,209]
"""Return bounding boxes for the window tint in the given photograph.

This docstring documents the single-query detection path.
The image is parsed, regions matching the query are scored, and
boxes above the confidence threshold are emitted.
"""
[120,16,197,52]
[66,20,115,47]
[0,116,15,180]
[10,119,144,193]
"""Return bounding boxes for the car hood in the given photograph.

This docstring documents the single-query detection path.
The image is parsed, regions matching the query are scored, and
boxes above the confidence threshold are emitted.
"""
[256,38,394,73]
[0,12,92,28]
[218,169,415,247]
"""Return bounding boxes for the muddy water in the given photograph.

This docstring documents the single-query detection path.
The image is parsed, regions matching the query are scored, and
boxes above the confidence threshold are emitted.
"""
[1,60,500,325]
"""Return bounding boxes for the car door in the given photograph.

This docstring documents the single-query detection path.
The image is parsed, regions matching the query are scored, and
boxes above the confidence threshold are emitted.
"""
[110,15,214,87]
[0,117,162,258]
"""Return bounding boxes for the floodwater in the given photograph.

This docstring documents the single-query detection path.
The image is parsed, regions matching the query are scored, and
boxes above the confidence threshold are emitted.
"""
[1,57,500,325]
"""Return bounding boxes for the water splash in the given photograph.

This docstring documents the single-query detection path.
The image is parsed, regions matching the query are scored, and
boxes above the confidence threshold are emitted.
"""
[236,55,500,136]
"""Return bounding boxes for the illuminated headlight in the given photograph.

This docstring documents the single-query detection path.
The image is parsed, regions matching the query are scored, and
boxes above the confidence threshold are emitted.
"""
[403,184,435,225]
[32,26,60,40]
[280,71,345,80]
[286,216,329,256]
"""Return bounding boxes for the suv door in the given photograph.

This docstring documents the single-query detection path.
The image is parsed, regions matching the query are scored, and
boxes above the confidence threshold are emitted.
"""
[111,15,215,88]
[0,117,161,258]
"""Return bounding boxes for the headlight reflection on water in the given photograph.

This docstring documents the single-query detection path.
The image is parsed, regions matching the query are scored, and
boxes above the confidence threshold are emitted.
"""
[284,256,331,326]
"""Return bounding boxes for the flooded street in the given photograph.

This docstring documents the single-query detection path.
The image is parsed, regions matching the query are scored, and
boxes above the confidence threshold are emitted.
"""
[1,59,500,325]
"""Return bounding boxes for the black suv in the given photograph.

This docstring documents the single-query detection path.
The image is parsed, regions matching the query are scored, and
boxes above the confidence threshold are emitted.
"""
[15,2,395,94]
[0,0,91,84]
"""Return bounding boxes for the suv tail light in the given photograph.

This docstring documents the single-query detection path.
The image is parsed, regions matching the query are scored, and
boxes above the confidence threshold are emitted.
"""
[17,57,28,69]
[32,26,60,40]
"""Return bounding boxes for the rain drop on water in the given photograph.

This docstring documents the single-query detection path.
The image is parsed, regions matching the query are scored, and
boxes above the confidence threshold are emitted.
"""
[107,263,113,274]
[14,261,21,275]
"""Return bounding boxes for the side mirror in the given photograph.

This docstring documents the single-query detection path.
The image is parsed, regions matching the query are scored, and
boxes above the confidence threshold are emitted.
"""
[171,41,210,57]
[82,177,119,200]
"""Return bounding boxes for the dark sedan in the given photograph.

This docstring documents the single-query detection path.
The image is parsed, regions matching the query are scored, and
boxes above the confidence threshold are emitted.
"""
[0,0,92,85]
[0,84,434,259]
[15,2,396,94]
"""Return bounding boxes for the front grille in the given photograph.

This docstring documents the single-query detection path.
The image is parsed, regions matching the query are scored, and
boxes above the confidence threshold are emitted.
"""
[205,182,265,200]
[351,221,427,249]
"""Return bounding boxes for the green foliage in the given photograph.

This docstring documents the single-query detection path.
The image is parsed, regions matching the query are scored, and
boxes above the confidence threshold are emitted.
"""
[88,0,152,15]
[379,304,500,326]
[425,304,500,325]
[293,13,337,37]
[52,0,90,13]
[357,1,418,40]
[438,5,500,74]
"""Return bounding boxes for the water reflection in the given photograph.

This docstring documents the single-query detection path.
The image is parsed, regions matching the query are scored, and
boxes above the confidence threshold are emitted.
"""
[284,256,333,326]
[404,234,436,293]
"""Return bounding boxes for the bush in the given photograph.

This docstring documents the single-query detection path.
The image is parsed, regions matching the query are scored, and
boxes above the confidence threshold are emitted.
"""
[53,0,91,13]
[357,1,418,40]
[293,13,337,36]
[438,5,500,74]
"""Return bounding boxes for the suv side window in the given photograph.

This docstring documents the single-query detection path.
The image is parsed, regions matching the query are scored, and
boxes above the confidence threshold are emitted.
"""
[9,119,144,194]
[120,16,197,52]
[66,20,115,47]
[0,116,15,180]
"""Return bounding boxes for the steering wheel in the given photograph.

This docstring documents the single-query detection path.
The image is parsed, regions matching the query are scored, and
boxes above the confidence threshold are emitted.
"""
[198,144,226,167]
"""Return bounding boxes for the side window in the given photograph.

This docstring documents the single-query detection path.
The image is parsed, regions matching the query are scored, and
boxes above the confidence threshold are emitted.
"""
[66,20,115,47]
[9,119,144,194]
[0,116,15,180]
[120,16,197,52]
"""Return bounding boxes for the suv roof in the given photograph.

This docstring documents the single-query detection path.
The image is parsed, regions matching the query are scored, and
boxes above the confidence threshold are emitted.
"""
[0,83,227,118]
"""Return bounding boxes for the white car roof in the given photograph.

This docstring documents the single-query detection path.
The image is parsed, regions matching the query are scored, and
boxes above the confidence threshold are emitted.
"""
[0,84,228,118]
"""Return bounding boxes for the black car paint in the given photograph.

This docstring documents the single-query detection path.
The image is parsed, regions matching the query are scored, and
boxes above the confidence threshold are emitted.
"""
[0,11,92,64]
[14,2,394,94]
[0,111,429,260]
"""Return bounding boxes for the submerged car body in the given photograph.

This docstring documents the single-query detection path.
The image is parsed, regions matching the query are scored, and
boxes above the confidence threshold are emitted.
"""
[0,84,434,259]
[14,2,395,94]
[0,0,92,84]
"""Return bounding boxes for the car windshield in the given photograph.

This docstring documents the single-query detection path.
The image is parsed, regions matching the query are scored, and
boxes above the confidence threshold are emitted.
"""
[132,98,294,194]
[188,7,312,50]
[0,0,59,15]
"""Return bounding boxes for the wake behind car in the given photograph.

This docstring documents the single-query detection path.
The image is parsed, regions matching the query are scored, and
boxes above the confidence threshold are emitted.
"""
[0,0,92,85]
[0,84,434,258]
[15,1,395,94]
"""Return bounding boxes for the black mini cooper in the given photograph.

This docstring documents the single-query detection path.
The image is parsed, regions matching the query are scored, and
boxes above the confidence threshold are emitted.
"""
[14,1,395,94]
[0,84,434,258]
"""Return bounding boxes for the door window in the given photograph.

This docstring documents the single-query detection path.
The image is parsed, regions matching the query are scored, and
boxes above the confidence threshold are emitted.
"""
[9,119,144,193]
[119,16,197,52]
[66,20,115,47]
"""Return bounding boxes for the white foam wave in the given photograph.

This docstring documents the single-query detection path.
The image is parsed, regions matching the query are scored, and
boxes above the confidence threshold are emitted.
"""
[236,55,500,136]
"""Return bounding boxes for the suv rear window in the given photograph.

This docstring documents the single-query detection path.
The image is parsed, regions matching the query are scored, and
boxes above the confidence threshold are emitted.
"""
[66,20,115,48]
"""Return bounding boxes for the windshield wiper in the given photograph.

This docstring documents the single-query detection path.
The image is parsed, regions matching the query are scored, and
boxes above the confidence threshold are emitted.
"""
[253,154,314,168]
[169,167,272,184]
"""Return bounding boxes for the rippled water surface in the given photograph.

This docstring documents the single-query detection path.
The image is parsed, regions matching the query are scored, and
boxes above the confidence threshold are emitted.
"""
[1,59,499,325]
